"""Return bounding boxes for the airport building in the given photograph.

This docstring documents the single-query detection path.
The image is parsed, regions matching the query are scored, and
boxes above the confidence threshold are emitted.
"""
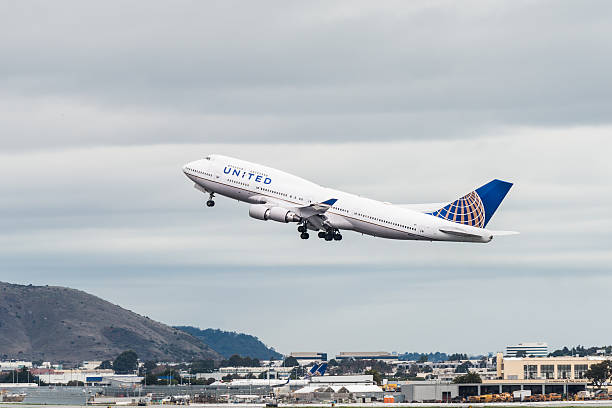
[401,380,588,402]
[29,368,141,386]
[336,352,398,362]
[0,361,33,371]
[291,374,384,403]
[496,352,612,380]
[505,342,549,357]
[289,352,327,364]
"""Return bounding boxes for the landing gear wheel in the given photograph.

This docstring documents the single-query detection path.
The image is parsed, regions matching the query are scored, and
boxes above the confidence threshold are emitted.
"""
[318,231,326,239]
[297,225,306,233]
[333,233,342,241]
[300,232,309,240]
[206,192,215,207]
[324,232,333,241]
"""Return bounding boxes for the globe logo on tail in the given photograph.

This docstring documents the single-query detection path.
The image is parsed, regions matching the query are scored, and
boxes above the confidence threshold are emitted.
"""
[428,191,485,228]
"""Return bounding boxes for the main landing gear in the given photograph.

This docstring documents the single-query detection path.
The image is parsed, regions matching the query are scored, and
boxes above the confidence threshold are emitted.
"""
[318,229,342,241]
[206,193,215,207]
[298,223,342,242]
[297,223,309,240]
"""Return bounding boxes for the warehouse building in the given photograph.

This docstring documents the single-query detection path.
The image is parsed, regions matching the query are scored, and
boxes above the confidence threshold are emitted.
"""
[292,374,384,403]
[401,380,587,402]
[496,353,612,380]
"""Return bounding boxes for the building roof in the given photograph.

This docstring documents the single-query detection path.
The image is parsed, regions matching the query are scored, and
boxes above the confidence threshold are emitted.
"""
[338,352,393,356]
[294,384,383,394]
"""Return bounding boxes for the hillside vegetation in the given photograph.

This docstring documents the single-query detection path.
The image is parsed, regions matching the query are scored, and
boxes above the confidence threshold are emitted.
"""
[0,282,220,363]
[176,326,282,360]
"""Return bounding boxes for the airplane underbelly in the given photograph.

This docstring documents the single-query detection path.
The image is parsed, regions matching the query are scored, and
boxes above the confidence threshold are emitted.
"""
[351,219,420,240]
[197,178,243,200]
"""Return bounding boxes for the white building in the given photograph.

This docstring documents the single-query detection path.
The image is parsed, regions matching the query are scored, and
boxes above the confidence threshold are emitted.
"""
[292,375,383,403]
[80,361,103,370]
[506,342,549,357]
[33,369,141,386]
[0,361,33,371]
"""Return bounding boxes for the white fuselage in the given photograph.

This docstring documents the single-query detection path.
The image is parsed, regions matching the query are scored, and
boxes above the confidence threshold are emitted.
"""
[183,155,494,243]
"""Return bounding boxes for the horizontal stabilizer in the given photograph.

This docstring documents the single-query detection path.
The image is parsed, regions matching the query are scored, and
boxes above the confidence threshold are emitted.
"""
[438,228,484,239]
[490,230,520,236]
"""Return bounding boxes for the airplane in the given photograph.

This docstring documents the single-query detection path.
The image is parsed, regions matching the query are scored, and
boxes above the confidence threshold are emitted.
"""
[215,363,327,388]
[182,154,517,243]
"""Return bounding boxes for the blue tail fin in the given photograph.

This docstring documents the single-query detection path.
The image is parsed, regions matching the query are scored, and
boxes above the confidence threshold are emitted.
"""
[316,363,327,376]
[308,364,320,376]
[427,179,513,228]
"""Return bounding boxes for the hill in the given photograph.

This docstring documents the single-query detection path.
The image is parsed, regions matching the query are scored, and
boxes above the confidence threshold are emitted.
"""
[176,326,282,360]
[0,282,221,364]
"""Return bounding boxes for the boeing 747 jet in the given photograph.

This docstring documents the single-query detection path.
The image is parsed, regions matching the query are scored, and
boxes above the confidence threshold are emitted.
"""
[183,155,517,243]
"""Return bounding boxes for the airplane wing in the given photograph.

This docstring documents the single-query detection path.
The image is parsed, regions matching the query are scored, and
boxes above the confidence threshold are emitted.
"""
[294,199,337,218]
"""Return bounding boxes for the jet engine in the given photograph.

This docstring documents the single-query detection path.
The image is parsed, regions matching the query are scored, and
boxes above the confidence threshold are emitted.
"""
[249,204,300,223]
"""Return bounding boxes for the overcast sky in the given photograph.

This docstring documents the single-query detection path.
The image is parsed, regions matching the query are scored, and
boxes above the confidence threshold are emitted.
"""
[1,0,611,358]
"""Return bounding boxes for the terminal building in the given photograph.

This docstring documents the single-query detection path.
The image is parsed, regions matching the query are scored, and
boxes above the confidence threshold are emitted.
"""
[496,352,612,380]
[336,352,398,362]
[505,342,548,357]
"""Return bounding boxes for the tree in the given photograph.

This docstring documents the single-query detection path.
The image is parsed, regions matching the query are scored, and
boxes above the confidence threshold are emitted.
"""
[98,360,113,369]
[0,368,36,383]
[328,359,339,367]
[453,371,482,384]
[220,355,260,368]
[455,361,472,373]
[515,350,527,358]
[283,356,299,367]
[418,355,428,363]
[142,373,158,385]
[191,359,215,373]
[113,350,138,374]
[448,353,468,361]
[365,369,382,385]
[585,361,612,388]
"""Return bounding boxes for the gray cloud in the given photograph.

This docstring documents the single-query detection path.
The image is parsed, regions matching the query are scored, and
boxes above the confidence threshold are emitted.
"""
[1,1,611,355]
[2,0,612,150]
[1,134,611,353]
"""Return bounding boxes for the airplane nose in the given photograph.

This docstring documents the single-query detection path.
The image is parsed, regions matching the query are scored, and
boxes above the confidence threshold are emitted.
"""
[182,161,197,175]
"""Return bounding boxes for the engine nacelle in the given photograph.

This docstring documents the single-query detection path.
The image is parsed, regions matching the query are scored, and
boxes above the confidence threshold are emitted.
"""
[248,204,300,223]
[268,206,300,223]
[249,204,270,221]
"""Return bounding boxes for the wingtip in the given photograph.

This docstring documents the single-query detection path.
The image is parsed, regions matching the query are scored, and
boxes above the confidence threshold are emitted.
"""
[322,198,337,205]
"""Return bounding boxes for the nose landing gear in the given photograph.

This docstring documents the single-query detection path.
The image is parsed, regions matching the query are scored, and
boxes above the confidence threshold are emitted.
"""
[206,193,215,207]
